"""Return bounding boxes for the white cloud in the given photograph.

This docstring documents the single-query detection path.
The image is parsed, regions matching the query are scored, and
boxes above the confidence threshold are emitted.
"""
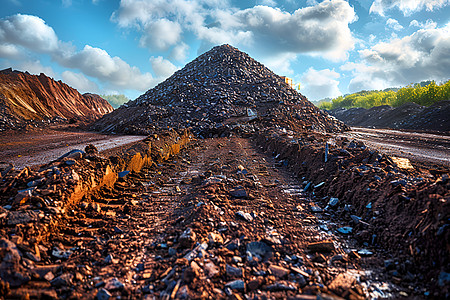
[58,45,155,91]
[342,23,450,92]
[150,56,178,78]
[62,0,72,7]
[386,18,403,31]
[113,0,357,64]
[370,0,450,16]
[260,0,277,6]
[139,19,182,51]
[410,19,437,29]
[16,60,57,78]
[300,68,342,101]
[0,14,156,92]
[170,42,189,61]
[0,14,59,53]
[62,70,99,93]
[0,43,21,59]
[262,53,297,76]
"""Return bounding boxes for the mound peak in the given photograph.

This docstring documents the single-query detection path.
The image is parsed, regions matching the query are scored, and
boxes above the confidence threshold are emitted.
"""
[93,44,345,135]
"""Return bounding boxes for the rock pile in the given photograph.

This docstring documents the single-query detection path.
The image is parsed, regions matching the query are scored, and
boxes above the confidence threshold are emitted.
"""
[92,44,346,136]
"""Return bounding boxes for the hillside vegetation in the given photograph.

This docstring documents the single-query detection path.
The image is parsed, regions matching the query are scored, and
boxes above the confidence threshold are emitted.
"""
[319,80,450,110]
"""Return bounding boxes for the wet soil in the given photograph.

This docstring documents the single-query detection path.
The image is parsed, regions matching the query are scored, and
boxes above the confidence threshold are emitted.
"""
[5,137,425,299]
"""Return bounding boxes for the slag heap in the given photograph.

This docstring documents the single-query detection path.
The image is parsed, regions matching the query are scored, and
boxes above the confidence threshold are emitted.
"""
[92,44,346,136]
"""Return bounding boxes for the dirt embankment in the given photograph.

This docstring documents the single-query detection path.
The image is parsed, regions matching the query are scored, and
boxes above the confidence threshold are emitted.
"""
[328,101,450,133]
[255,128,449,296]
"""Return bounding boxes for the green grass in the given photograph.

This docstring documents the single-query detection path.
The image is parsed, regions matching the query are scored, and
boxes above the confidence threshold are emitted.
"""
[318,80,450,110]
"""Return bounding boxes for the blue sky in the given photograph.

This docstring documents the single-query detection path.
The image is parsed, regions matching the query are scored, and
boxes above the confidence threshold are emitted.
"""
[1,0,449,101]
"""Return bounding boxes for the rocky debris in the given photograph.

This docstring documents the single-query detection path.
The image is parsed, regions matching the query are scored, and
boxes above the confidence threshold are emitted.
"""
[0,68,113,131]
[255,126,449,297]
[92,44,346,135]
[329,100,450,133]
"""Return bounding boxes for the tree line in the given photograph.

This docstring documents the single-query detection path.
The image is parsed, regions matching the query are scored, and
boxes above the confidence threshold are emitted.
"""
[318,80,450,110]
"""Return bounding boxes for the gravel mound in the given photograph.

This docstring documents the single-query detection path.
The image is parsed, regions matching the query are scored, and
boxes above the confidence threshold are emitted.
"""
[92,44,346,136]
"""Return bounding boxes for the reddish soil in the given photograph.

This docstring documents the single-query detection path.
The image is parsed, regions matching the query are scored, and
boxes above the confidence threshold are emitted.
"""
[1,132,448,299]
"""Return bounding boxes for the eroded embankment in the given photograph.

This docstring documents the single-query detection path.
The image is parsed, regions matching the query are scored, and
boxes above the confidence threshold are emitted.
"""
[0,129,191,289]
[254,128,449,294]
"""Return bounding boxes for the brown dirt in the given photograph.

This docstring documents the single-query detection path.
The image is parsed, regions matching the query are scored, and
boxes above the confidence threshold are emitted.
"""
[1,132,448,299]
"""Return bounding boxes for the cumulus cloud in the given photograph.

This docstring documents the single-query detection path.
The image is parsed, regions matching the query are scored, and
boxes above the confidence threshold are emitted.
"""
[140,19,182,51]
[0,14,59,53]
[386,18,403,31]
[0,14,156,92]
[16,60,57,78]
[58,45,155,90]
[62,70,99,93]
[370,0,450,16]
[170,42,189,61]
[342,23,450,92]
[113,0,357,61]
[150,56,178,78]
[300,68,342,101]
[0,43,22,59]
[410,19,437,29]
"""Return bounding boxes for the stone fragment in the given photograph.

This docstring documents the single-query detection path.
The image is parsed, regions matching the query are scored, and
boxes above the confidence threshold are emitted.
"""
[226,264,243,277]
[225,280,245,292]
[204,261,220,278]
[96,288,111,300]
[104,277,124,291]
[246,241,273,262]
[236,211,253,222]
[230,186,247,198]
[307,241,335,252]
[179,228,196,248]
[269,265,290,278]
[50,273,73,287]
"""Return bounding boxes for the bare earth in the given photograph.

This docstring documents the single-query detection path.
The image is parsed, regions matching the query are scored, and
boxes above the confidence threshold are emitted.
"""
[340,127,450,167]
[0,127,146,169]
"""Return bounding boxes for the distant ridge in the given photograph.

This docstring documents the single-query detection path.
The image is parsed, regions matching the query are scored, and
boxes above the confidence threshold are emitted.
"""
[0,68,113,130]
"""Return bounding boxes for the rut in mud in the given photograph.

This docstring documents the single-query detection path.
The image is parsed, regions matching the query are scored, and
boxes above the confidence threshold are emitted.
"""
[5,137,411,299]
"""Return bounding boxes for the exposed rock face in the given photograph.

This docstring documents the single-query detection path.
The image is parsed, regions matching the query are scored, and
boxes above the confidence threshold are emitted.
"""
[92,44,346,135]
[0,68,113,129]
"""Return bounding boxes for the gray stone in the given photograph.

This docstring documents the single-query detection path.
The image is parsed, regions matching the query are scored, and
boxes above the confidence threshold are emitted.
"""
[96,288,111,300]
[225,279,245,292]
[226,264,243,277]
[51,273,73,287]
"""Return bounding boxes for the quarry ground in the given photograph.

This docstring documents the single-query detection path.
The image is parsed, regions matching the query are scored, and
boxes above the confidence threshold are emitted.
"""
[341,127,450,168]
[1,126,449,299]
[0,126,146,169]
[2,126,449,170]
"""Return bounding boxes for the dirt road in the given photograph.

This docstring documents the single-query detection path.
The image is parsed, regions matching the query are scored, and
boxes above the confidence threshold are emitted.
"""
[341,127,450,167]
[0,128,146,169]
[7,136,413,299]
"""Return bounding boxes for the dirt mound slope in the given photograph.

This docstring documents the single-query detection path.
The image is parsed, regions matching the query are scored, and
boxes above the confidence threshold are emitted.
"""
[92,44,346,136]
[0,68,113,131]
[329,101,450,132]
